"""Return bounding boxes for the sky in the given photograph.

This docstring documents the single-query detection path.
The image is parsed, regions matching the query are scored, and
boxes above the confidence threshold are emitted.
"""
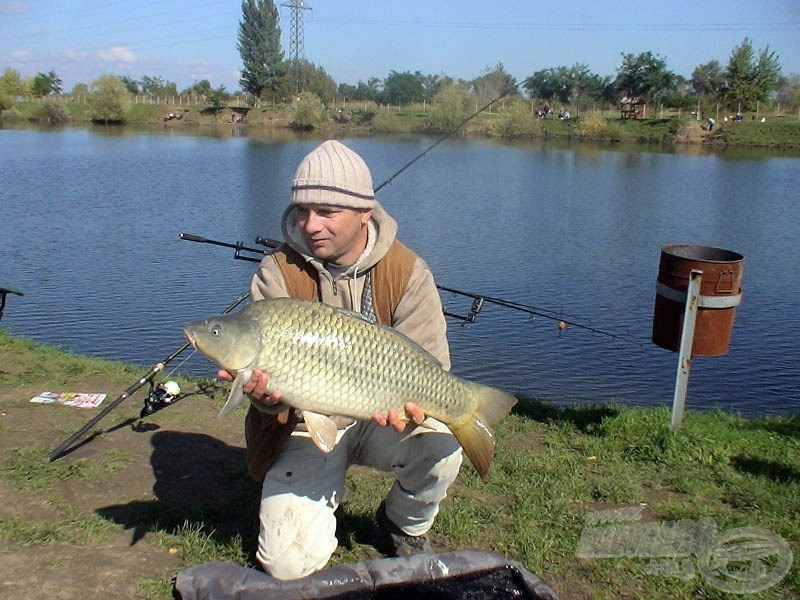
[1,0,799,93]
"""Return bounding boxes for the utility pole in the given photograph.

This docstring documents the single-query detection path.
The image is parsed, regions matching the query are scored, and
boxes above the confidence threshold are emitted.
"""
[282,0,312,93]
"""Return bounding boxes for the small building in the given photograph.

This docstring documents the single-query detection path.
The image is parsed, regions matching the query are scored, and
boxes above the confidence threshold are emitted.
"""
[619,96,647,120]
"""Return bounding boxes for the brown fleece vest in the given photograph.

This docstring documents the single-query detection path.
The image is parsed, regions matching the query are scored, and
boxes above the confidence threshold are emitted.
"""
[271,239,417,326]
[244,239,417,481]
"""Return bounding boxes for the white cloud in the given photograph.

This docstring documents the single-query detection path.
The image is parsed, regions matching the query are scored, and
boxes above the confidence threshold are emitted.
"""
[96,45,136,63]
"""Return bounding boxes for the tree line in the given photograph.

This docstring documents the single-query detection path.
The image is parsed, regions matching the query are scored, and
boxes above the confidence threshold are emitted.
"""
[2,0,798,120]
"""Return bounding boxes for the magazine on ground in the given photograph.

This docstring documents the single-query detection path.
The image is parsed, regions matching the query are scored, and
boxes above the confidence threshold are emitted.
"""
[30,392,107,408]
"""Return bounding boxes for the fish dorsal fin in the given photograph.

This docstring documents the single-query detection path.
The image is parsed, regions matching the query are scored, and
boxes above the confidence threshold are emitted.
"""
[303,411,339,453]
[218,369,252,419]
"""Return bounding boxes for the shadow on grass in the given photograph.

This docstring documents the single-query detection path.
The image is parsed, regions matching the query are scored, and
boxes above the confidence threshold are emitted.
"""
[749,414,800,438]
[334,507,389,555]
[513,396,619,433]
[96,430,261,562]
[95,428,390,566]
[731,454,800,484]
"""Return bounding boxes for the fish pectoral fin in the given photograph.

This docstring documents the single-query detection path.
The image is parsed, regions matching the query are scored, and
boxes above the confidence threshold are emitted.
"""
[217,369,251,420]
[406,417,437,431]
[303,411,338,453]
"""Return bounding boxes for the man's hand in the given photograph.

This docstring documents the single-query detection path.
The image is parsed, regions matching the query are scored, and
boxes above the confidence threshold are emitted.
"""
[217,368,283,405]
[372,402,425,432]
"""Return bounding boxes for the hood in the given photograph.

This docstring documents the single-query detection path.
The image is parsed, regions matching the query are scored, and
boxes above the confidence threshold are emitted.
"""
[280,200,398,274]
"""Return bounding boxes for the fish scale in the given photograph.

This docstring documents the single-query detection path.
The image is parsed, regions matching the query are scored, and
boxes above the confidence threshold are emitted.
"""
[184,297,517,478]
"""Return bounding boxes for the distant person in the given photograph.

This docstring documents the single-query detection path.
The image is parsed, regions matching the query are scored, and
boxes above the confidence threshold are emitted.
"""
[706,117,715,131]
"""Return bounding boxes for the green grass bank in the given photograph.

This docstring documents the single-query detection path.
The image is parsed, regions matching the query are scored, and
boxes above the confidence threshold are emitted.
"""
[5,98,800,148]
[0,329,797,598]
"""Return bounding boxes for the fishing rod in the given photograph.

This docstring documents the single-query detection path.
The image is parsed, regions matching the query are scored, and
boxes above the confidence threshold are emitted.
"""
[180,233,641,345]
[375,82,523,193]
[47,291,251,462]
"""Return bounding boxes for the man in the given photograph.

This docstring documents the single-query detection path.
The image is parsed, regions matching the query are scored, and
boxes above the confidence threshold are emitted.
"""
[220,140,462,580]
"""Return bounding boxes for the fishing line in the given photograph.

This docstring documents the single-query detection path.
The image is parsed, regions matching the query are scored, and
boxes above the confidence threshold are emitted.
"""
[374,81,524,193]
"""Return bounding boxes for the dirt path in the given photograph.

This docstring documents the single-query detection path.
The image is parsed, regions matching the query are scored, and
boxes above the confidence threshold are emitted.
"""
[0,363,255,599]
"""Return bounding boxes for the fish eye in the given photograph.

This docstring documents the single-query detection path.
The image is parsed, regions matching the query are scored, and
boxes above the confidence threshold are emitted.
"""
[211,324,222,336]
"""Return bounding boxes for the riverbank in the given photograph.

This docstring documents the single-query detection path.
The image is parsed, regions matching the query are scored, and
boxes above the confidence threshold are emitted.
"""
[1,330,797,598]
[5,99,800,148]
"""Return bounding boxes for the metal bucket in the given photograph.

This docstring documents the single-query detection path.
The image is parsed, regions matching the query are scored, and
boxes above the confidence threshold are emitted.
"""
[652,244,744,356]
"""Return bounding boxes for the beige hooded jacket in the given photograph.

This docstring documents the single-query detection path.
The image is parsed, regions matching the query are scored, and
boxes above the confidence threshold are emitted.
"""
[250,200,450,370]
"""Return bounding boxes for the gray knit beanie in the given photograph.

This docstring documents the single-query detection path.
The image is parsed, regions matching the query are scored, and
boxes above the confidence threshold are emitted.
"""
[291,140,375,209]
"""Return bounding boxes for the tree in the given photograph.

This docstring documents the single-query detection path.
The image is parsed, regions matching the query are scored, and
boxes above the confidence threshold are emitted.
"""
[725,38,782,110]
[1,68,25,97]
[30,70,62,96]
[524,64,605,112]
[139,75,177,97]
[119,75,139,94]
[207,85,230,113]
[421,73,450,103]
[87,74,129,123]
[71,82,90,96]
[569,65,611,112]
[337,78,382,103]
[382,70,424,105]
[277,61,337,104]
[691,60,726,100]
[614,51,676,102]
[471,63,517,106]
[238,0,284,99]
[776,74,800,112]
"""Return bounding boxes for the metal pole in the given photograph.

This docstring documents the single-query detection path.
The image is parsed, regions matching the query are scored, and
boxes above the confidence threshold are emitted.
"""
[671,270,702,430]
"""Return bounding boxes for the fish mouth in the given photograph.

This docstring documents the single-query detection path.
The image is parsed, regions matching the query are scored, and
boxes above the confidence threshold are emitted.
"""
[183,327,197,349]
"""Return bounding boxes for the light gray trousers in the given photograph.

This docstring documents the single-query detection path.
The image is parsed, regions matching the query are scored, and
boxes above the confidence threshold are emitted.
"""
[256,418,463,580]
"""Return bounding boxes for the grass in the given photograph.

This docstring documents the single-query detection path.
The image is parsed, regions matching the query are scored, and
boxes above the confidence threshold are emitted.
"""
[7,99,800,148]
[1,331,798,598]
[707,118,800,146]
[2,445,130,491]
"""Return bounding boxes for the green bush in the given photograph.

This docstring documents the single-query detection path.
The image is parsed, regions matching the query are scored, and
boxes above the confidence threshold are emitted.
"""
[290,91,326,130]
[425,83,472,133]
[0,91,13,112]
[36,100,69,125]
[577,111,608,138]
[370,108,402,133]
[87,74,129,123]
[489,99,539,138]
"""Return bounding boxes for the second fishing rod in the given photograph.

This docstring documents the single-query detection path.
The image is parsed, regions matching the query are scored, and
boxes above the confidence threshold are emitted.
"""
[180,233,641,345]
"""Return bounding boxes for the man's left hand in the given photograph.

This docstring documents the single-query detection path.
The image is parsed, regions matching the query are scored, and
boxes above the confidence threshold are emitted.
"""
[372,402,425,432]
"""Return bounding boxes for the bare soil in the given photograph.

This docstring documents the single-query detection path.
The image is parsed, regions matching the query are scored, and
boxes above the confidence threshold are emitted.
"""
[0,360,259,599]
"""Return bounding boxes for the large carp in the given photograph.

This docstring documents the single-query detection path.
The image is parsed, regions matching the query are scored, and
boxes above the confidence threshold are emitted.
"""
[184,298,517,478]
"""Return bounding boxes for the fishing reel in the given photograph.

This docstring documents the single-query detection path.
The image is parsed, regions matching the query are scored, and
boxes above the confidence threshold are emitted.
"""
[140,380,181,418]
[444,296,484,324]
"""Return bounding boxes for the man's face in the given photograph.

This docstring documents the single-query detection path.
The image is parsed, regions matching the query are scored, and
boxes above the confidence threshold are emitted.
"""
[295,204,371,265]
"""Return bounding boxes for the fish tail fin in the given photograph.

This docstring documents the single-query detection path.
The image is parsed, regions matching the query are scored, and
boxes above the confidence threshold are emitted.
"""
[450,385,517,479]
[218,370,250,419]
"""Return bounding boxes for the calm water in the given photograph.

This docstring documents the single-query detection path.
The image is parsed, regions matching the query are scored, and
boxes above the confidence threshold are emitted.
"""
[1,125,799,417]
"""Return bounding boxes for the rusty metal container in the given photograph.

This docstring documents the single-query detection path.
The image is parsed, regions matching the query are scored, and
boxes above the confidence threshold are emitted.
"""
[652,244,744,356]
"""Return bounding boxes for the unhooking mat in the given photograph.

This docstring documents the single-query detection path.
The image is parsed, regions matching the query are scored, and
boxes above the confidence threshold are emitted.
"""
[173,550,559,599]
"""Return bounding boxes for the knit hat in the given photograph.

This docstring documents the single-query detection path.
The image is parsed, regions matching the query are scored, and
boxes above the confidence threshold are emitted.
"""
[291,140,375,209]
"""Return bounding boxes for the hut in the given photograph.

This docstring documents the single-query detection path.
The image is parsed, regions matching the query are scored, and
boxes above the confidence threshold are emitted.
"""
[619,96,647,119]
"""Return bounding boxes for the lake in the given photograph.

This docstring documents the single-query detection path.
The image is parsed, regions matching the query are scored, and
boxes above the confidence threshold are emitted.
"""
[1,124,798,417]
